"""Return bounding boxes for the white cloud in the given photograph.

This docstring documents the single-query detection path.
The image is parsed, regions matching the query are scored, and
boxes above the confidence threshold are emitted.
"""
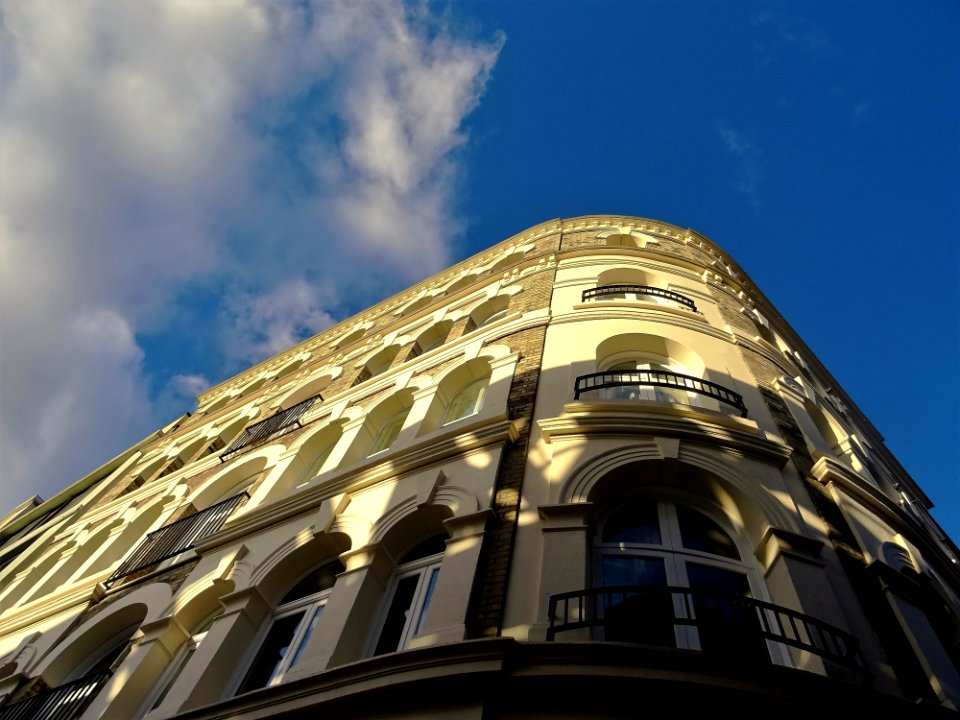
[717,121,764,209]
[0,0,502,511]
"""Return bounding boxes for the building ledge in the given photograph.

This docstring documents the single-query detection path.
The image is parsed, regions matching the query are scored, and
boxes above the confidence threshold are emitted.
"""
[539,401,791,466]
[166,638,953,720]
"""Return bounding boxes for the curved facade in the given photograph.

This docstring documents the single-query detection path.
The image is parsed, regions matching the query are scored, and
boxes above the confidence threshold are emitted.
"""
[0,215,958,719]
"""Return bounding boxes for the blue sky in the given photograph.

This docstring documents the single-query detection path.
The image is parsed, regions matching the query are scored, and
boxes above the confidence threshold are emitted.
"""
[1,1,957,542]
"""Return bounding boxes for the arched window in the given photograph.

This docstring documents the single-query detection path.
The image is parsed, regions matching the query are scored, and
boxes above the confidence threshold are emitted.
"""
[368,408,409,455]
[441,377,487,425]
[353,346,400,387]
[594,497,766,660]
[236,560,345,694]
[143,611,220,713]
[370,535,446,656]
[406,321,453,361]
[465,296,510,333]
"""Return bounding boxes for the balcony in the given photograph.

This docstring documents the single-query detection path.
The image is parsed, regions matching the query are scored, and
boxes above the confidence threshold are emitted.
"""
[582,284,697,311]
[220,394,321,461]
[0,669,111,720]
[574,370,747,417]
[547,585,867,679]
[105,492,248,587]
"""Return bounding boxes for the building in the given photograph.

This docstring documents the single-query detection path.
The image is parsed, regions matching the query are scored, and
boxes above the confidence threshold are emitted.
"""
[0,214,958,719]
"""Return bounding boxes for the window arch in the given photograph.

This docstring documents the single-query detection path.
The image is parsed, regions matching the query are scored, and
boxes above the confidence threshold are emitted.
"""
[489,250,524,273]
[585,333,730,413]
[406,321,453,361]
[343,390,416,464]
[334,327,366,350]
[352,345,400,387]
[445,272,478,295]
[235,559,345,694]
[465,296,510,333]
[419,358,493,435]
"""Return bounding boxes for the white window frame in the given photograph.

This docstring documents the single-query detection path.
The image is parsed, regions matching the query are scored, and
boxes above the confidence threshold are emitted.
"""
[232,584,334,695]
[440,377,488,426]
[367,552,443,656]
[593,498,776,657]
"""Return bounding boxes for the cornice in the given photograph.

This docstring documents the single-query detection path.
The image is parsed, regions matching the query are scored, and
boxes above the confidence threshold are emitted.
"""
[0,580,102,637]
[194,419,519,555]
[811,457,960,581]
[538,402,791,466]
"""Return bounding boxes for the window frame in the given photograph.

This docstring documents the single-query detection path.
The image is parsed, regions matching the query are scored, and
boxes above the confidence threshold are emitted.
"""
[232,566,340,696]
[367,548,444,657]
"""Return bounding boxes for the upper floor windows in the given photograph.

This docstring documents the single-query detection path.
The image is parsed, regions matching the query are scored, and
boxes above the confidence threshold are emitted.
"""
[368,409,409,456]
[465,296,510,333]
[236,560,344,694]
[371,535,446,656]
[353,346,400,387]
[440,377,487,426]
[406,321,453,361]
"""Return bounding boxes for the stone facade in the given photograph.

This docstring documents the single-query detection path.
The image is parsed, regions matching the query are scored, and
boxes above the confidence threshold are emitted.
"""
[0,215,957,720]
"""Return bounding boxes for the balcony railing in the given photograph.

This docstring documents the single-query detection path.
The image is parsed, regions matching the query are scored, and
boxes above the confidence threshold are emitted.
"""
[582,284,697,311]
[220,394,321,461]
[0,669,111,720]
[105,492,248,587]
[574,370,747,417]
[547,585,867,678]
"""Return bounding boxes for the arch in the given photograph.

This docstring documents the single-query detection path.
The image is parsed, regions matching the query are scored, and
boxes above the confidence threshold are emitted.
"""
[33,583,170,685]
[596,266,652,287]
[334,326,368,350]
[189,454,271,510]
[419,357,493,435]
[342,389,416,464]
[399,295,436,316]
[272,355,309,381]
[445,272,478,295]
[558,445,797,538]
[203,390,241,415]
[490,250,524,273]
[366,505,454,656]
[352,345,401,386]
[248,532,352,607]
[406,321,453,361]
[276,372,335,410]
[465,295,511,333]
[595,333,706,376]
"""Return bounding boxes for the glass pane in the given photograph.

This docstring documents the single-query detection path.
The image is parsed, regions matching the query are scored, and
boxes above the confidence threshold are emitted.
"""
[414,568,440,635]
[374,575,420,656]
[442,378,487,425]
[601,501,661,545]
[369,412,407,455]
[676,506,740,560]
[289,606,324,669]
[237,611,305,694]
[601,555,667,587]
[600,556,673,646]
[685,563,766,662]
[280,560,344,604]
[398,535,446,564]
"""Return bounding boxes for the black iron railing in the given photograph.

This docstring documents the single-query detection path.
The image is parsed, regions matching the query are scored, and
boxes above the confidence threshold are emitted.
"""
[547,585,867,676]
[574,370,747,417]
[582,284,697,311]
[105,493,248,587]
[220,394,321,461]
[0,669,111,720]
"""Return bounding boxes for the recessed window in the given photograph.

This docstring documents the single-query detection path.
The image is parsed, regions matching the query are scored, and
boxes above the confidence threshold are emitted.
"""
[595,498,764,660]
[236,560,344,694]
[368,409,409,456]
[372,535,446,655]
[441,377,487,425]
